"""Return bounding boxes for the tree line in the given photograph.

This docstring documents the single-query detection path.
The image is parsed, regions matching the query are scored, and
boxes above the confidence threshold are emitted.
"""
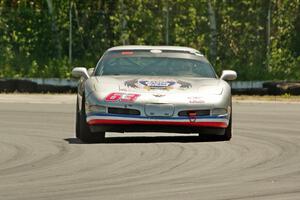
[0,0,299,80]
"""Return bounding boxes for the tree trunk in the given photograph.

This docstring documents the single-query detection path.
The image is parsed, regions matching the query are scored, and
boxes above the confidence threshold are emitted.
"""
[208,0,217,64]
[266,0,272,71]
[46,0,62,58]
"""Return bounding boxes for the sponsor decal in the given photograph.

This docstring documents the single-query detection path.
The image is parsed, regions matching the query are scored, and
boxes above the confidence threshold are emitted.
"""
[139,80,176,90]
[152,94,165,97]
[121,51,134,55]
[150,49,162,54]
[188,97,205,104]
[105,92,140,102]
[124,79,192,90]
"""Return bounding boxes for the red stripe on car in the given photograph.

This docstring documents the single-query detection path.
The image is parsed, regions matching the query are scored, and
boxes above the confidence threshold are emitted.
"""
[87,119,227,128]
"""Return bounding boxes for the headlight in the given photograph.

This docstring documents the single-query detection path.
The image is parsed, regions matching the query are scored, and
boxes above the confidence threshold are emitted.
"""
[86,105,106,113]
[211,108,228,116]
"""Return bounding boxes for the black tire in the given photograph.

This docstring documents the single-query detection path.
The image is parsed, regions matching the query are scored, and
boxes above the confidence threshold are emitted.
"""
[75,97,80,138]
[198,107,232,141]
[219,114,232,141]
[78,95,105,143]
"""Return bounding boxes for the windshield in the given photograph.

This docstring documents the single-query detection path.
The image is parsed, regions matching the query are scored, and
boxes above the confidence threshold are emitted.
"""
[95,50,217,78]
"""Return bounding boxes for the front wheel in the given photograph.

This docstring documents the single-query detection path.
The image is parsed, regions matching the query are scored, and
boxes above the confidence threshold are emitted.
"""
[219,115,232,141]
[75,97,80,138]
[77,95,105,143]
[198,114,232,141]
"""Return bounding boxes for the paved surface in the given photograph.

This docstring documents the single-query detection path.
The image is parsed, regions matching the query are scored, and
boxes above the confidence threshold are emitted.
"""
[0,95,300,200]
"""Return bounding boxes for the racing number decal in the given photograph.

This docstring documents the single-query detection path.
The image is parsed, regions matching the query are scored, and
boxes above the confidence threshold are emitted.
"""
[121,93,140,102]
[105,92,140,102]
[105,93,122,101]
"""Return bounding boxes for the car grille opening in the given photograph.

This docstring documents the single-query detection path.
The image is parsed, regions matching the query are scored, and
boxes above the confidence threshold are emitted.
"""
[108,107,141,115]
[178,110,210,116]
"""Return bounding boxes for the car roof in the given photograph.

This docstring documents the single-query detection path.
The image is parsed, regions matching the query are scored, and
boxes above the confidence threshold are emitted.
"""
[107,45,203,55]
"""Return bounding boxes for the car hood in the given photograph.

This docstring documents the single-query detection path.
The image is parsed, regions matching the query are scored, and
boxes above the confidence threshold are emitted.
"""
[92,75,223,93]
[86,75,228,105]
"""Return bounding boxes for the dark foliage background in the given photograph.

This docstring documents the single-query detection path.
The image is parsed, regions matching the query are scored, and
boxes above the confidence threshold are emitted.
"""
[0,0,300,80]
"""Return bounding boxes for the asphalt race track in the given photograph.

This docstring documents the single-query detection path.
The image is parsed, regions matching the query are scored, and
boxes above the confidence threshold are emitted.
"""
[0,95,300,200]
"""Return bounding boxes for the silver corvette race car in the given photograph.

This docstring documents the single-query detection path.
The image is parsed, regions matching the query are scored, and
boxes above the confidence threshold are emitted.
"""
[72,46,237,143]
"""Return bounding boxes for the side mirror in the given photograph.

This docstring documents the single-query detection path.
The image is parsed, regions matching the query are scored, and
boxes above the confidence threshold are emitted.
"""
[87,68,94,76]
[220,70,237,81]
[72,67,89,79]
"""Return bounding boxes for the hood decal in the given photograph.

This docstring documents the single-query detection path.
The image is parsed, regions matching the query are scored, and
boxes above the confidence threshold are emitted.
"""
[124,78,192,91]
[124,79,139,88]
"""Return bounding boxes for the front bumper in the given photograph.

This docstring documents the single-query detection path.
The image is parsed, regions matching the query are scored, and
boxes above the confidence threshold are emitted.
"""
[86,113,228,133]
